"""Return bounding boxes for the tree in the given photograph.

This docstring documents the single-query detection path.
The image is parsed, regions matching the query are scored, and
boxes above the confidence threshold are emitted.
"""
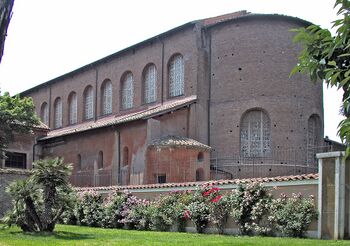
[0,91,39,158]
[3,158,74,232]
[0,0,15,63]
[291,0,350,154]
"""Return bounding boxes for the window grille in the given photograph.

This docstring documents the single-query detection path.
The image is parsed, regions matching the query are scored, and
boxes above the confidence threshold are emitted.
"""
[69,93,77,124]
[169,55,184,97]
[240,110,271,157]
[5,152,26,169]
[102,81,112,115]
[54,98,62,128]
[40,102,49,125]
[144,65,157,103]
[121,73,133,109]
[84,86,94,120]
[307,115,321,165]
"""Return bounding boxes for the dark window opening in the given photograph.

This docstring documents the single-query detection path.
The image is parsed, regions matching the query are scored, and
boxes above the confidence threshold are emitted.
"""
[196,168,204,181]
[98,151,103,169]
[156,174,166,184]
[123,147,129,167]
[77,154,82,171]
[197,152,204,162]
[5,152,27,169]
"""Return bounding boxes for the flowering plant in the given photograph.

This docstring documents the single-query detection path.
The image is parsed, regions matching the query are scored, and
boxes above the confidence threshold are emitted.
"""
[75,190,104,227]
[268,192,317,237]
[101,190,129,228]
[209,194,231,234]
[229,182,272,235]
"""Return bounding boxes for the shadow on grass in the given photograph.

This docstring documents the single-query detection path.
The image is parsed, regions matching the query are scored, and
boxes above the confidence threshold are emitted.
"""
[9,231,94,240]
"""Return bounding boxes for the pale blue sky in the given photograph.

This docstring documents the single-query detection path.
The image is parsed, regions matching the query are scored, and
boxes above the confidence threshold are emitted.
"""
[0,0,343,141]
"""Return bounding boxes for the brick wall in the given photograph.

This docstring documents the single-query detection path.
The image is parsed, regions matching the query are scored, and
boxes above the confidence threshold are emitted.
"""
[0,169,30,218]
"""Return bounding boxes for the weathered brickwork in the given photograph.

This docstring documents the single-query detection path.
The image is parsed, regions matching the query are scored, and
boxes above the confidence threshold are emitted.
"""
[13,12,326,185]
[0,169,30,218]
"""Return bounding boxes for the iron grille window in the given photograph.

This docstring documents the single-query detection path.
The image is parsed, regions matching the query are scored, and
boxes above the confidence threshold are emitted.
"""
[84,86,94,120]
[5,152,27,169]
[69,93,77,124]
[40,102,49,126]
[102,81,112,115]
[54,98,62,128]
[169,55,184,97]
[143,65,157,103]
[156,174,166,184]
[240,110,271,157]
[121,73,133,109]
[307,115,321,165]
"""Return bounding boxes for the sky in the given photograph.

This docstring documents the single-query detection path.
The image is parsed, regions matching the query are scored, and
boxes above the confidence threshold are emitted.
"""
[0,0,343,141]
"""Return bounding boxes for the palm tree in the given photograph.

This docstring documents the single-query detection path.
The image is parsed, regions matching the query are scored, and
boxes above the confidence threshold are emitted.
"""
[4,157,73,232]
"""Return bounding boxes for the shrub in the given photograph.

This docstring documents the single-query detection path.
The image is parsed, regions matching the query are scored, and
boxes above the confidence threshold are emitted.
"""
[229,182,272,235]
[185,185,220,233]
[149,191,192,231]
[118,191,142,229]
[269,193,317,237]
[102,190,129,228]
[208,193,231,234]
[75,190,104,227]
[124,199,152,230]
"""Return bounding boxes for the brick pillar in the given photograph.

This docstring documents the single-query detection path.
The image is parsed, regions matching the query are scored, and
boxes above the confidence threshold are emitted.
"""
[316,151,350,239]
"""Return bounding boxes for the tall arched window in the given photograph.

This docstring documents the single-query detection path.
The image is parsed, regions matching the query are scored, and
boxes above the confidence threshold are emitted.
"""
[98,151,103,169]
[121,72,133,109]
[307,114,321,165]
[84,86,94,120]
[143,64,157,104]
[54,97,62,129]
[40,102,49,125]
[101,80,112,115]
[68,92,77,125]
[168,54,184,97]
[240,109,271,157]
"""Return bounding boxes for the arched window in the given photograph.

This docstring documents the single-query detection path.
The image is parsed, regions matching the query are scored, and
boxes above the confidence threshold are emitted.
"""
[40,102,49,125]
[168,54,184,97]
[77,154,82,171]
[101,80,112,115]
[68,92,77,125]
[121,72,133,109]
[122,147,129,166]
[197,152,204,162]
[84,86,94,120]
[240,109,271,157]
[98,151,103,169]
[143,64,157,104]
[307,114,321,165]
[54,97,62,129]
[196,168,204,181]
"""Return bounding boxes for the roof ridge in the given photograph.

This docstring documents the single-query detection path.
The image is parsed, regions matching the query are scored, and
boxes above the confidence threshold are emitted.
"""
[74,173,319,192]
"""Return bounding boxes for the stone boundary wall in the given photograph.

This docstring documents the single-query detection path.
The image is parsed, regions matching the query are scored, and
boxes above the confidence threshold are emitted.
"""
[76,178,319,238]
[0,168,30,218]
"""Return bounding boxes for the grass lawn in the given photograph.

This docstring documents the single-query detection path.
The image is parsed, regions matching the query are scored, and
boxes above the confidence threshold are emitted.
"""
[0,224,349,246]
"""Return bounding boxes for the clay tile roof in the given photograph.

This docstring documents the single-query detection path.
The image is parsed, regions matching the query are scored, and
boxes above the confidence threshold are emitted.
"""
[39,95,196,140]
[201,10,250,26]
[0,168,31,175]
[149,135,211,150]
[34,121,50,131]
[74,173,318,192]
